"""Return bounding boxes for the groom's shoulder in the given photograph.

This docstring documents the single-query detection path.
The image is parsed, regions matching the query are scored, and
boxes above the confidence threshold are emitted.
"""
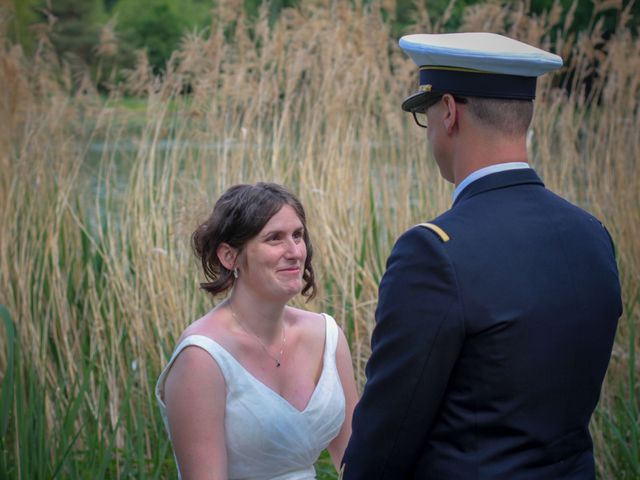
[397,209,478,257]
[394,209,457,246]
[414,222,450,243]
[412,209,458,241]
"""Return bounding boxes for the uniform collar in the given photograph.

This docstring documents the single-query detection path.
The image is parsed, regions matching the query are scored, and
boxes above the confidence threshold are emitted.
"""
[453,162,530,202]
[452,167,544,207]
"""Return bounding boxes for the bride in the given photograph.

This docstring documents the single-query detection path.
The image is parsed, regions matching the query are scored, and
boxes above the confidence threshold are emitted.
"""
[156,182,358,479]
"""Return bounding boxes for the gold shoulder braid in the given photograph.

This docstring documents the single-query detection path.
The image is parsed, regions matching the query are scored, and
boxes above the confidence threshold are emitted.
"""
[416,222,450,242]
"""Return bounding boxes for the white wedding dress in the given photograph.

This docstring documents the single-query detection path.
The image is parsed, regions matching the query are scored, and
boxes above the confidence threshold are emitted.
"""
[156,314,345,480]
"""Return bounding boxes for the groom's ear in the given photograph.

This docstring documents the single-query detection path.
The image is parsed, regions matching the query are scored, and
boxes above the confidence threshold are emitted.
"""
[442,94,459,134]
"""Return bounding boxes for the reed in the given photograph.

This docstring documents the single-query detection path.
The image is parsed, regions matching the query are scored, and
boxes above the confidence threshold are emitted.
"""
[0,1,638,478]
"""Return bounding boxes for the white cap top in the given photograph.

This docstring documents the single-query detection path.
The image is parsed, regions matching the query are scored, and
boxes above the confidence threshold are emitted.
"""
[399,32,563,76]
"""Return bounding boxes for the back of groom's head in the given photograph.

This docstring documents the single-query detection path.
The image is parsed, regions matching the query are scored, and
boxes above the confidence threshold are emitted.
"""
[464,97,534,137]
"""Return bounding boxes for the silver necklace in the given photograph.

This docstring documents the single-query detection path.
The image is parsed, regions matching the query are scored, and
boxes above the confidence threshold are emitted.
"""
[229,304,286,368]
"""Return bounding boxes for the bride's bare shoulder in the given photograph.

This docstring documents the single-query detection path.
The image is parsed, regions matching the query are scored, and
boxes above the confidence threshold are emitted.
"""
[285,305,324,322]
[285,306,328,339]
[177,307,232,345]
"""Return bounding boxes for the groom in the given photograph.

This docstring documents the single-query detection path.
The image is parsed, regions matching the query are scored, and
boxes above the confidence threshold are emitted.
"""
[341,33,622,479]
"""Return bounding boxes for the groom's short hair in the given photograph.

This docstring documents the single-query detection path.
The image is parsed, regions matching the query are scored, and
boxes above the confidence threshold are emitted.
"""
[464,97,534,137]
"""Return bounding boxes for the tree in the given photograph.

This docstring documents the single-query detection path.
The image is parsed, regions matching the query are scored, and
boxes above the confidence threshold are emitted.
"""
[8,0,40,52]
[114,0,212,73]
[33,0,106,66]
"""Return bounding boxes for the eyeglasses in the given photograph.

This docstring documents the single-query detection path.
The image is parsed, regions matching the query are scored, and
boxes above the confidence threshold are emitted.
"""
[412,110,429,128]
[411,95,468,129]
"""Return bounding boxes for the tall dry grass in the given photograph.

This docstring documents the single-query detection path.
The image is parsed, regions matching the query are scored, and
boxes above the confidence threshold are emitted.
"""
[0,0,638,478]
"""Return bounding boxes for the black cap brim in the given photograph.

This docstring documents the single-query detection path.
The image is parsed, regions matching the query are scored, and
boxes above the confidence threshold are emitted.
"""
[401,91,435,112]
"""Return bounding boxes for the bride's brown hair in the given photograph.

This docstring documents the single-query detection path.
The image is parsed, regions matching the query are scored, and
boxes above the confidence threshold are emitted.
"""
[191,182,316,299]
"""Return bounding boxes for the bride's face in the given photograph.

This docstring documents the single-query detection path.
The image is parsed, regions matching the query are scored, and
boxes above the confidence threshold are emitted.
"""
[238,204,307,302]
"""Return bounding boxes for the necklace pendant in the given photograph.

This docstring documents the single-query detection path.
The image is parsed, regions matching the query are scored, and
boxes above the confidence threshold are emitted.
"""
[276,361,281,368]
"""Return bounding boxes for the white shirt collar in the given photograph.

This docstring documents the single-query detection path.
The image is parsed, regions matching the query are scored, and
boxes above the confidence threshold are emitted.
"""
[452,162,530,202]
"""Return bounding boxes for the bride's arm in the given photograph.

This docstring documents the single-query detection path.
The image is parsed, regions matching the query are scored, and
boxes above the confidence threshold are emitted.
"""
[164,346,228,480]
[328,328,359,471]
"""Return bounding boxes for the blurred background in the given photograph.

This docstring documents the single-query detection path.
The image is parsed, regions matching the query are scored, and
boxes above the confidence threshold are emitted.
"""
[1,0,639,478]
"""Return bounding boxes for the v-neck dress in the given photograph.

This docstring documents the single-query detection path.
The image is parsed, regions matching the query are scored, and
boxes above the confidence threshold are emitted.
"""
[155,314,345,480]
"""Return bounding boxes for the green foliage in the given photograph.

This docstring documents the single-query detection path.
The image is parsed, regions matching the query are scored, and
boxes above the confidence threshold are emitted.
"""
[315,449,338,479]
[596,306,640,479]
[114,0,212,72]
[529,0,640,37]
[6,0,640,86]
[33,0,106,65]
[0,306,15,442]
[391,0,479,35]
[7,0,40,52]
[390,0,640,37]
[244,0,298,21]
[120,4,184,72]
[0,305,175,478]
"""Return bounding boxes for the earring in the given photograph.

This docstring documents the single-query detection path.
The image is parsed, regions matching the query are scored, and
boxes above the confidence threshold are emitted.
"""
[233,268,239,279]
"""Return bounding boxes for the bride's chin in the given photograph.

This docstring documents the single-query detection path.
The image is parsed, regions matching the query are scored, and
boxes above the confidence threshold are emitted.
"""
[284,283,304,297]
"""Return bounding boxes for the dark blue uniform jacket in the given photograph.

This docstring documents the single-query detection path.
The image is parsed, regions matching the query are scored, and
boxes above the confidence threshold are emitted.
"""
[342,169,622,479]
